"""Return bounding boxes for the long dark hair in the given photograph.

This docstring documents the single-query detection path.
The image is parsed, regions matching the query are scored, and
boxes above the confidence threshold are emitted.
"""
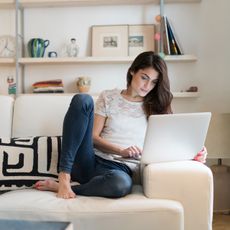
[127,51,173,117]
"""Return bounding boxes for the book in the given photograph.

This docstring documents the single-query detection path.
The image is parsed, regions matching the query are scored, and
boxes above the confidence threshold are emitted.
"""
[166,17,183,55]
[160,16,171,55]
[165,18,179,54]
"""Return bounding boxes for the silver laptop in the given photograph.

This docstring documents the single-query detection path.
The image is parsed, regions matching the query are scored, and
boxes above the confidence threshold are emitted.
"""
[141,112,211,164]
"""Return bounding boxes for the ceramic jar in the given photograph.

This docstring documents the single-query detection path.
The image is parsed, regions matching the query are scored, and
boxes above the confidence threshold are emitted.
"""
[76,77,91,93]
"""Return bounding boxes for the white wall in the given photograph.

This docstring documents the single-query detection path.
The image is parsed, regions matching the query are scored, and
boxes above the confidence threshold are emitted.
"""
[0,0,230,112]
[197,1,230,114]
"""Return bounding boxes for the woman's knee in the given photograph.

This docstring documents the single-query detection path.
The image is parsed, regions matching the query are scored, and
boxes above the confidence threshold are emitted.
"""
[71,94,94,111]
[106,170,132,198]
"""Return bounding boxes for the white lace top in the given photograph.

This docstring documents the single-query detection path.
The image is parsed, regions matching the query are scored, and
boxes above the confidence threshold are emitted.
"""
[94,89,147,168]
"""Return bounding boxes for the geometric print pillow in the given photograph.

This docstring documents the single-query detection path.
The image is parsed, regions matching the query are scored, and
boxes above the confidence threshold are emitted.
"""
[0,136,61,191]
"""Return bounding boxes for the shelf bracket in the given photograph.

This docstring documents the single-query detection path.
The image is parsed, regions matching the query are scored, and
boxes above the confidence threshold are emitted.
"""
[160,0,164,16]
[15,0,20,96]
[15,0,25,95]
[160,0,164,53]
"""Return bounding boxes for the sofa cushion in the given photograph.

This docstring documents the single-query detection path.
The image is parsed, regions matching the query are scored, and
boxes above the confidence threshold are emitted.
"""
[0,136,61,191]
[12,94,98,138]
[12,94,73,137]
[0,186,184,230]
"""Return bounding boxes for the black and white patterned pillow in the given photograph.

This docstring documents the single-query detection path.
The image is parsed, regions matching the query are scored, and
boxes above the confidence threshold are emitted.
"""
[0,136,61,191]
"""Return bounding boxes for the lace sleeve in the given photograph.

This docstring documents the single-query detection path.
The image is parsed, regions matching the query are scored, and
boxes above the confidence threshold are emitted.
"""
[95,91,107,117]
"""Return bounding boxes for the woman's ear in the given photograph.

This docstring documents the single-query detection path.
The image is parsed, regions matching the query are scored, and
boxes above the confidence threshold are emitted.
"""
[130,71,134,76]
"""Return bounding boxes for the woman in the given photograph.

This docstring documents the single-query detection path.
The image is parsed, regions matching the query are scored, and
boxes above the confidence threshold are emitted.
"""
[35,51,206,199]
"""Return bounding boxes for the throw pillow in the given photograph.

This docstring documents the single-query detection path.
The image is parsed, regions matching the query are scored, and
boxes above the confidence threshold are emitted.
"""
[0,136,62,191]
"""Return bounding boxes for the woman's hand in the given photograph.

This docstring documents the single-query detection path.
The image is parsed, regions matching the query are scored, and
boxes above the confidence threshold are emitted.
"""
[193,146,207,163]
[93,114,142,158]
[93,114,139,157]
[120,146,142,159]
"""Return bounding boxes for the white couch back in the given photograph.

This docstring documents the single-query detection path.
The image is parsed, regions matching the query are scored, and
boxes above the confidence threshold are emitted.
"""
[12,94,73,137]
[0,95,14,138]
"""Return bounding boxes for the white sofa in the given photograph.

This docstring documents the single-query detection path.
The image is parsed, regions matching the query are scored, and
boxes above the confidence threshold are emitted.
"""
[0,94,213,230]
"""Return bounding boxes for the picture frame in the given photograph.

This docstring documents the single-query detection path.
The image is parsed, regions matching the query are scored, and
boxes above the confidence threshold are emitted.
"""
[92,25,128,57]
[128,24,155,57]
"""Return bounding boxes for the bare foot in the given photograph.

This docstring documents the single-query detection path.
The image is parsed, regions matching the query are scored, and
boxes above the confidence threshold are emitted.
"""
[34,173,77,199]
[57,172,76,199]
[34,179,59,192]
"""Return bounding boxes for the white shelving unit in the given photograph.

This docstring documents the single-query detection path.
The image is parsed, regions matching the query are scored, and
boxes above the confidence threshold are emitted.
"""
[0,0,201,97]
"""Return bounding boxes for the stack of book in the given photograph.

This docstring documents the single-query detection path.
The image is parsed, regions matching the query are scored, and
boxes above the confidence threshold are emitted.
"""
[161,16,183,55]
[32,79,64,93]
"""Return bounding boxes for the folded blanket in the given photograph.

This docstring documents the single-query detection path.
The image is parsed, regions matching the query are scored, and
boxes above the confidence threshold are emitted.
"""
[32,79,64,93]
[32,79,63,87]
[33,87,64,93]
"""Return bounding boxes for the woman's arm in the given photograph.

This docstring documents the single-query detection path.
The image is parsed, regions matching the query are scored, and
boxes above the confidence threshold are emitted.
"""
[93,114,141,158]
[93,114,122,155]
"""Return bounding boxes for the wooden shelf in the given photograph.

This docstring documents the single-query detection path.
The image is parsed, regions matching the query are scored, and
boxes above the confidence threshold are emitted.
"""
[165,54,197,62]
[19,0,201,8]
[173,92,200,98]
[164,0,201,2]
[0,0,14,8]
[19,57,134,65]
[0,58,15,66]
[19,55,197,65]
[19,0,156,8]
[18,92,199,98]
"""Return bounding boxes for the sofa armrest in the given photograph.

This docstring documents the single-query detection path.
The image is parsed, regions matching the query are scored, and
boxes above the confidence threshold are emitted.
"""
[143,161,213,230]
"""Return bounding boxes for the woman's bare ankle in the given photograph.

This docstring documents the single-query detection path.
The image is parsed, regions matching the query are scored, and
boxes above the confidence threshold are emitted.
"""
[57,171,76,199]
[58,171,71,182]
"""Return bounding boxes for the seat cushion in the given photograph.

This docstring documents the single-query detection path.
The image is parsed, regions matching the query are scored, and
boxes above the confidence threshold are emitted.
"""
[0,186,184,230]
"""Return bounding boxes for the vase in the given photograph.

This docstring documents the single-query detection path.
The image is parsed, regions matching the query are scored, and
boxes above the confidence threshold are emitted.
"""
[76,77,91,93]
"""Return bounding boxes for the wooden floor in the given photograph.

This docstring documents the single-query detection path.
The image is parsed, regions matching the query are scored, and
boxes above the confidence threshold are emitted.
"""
[213,213,230,230]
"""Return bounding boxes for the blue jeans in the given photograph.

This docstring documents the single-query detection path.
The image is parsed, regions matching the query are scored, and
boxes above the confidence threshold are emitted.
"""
[59,94,132,198]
